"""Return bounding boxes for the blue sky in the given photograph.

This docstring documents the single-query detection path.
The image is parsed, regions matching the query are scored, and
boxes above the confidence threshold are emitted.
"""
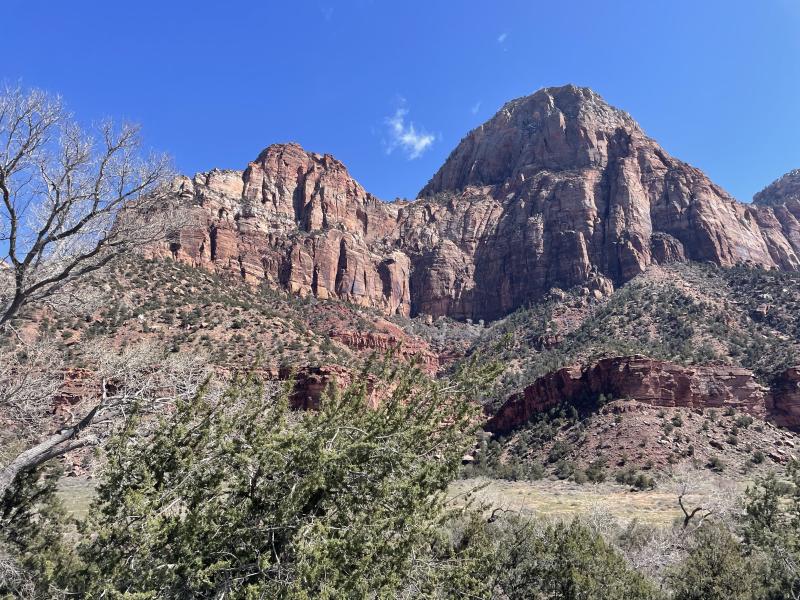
[6,0,800,202]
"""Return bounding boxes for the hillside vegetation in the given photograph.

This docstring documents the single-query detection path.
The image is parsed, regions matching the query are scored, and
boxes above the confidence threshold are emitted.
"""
[471,263,800,405]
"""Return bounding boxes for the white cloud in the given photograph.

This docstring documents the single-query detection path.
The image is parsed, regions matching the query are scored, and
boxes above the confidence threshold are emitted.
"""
[384,104,435,160]
[497,32,508,43]
[320,4,334,20]
[471,101,481,115]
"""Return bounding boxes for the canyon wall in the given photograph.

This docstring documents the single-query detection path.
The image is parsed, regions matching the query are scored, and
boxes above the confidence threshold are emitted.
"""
[154,86,800,322]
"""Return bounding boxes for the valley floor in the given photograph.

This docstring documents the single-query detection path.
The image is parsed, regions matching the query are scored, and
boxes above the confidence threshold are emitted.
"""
[449,476,744,526]
[57,477,95,520]
[60,475,739,527]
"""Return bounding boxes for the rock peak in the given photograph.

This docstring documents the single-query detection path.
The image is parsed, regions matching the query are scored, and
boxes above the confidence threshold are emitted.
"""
[420,85,642,197]
[503,84,626,116]
[753,168,800,206]
[252,142,348,171]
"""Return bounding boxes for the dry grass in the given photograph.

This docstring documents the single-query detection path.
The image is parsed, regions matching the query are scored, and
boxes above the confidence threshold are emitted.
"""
[60,474,746,528]
[57,477,95,519]
[449,476,746,526]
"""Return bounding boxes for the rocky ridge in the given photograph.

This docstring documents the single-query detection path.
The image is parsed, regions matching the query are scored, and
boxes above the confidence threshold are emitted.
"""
[156,85,800,322]
[480,397,800,481]
[486,355,800,436]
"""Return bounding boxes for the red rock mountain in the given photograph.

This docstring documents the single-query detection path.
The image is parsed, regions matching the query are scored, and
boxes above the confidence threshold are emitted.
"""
[752,169,800,257]
[158,85,800,321]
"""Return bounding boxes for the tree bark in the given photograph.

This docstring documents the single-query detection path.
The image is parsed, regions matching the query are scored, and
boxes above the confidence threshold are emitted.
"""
[0,404,99,499]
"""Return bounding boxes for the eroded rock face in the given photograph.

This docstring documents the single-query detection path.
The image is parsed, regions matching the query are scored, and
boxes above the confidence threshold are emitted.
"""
[485,356,789,435]
[278,364,359,409]
[415,86,800,318]
[329,318,440,373]
[752,169,800,264]
[155,144,411,315]
[772,366,800,430]
[155,86,800,321]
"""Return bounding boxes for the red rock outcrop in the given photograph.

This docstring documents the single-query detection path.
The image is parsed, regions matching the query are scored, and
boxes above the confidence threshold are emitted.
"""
[330,317,440,373]
[485,356,791,435]
[278,364,352,409]
[277,364,388,410]
[771,366,800,430]
[154,86,800,322]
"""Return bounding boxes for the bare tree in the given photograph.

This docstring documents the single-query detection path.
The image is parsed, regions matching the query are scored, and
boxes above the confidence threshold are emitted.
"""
[677,482,715,531]
[0,340,210,595]
[0,85,178,328]
[671,466,737,533]
[0,548,36,600]
[613,467,742,579]
[0,85,196,497]
[0,341,209,499]
[0,341,62,423]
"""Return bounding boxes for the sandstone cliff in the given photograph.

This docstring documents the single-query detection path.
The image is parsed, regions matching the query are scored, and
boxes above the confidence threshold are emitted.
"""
[486,356,800,435]
[160,145,411,316]
[157,85,800,321]
[772,366,800,430]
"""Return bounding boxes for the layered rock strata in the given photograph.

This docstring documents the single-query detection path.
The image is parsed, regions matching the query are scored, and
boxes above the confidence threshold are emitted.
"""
[155,86,800,321]
[486,356,800,435]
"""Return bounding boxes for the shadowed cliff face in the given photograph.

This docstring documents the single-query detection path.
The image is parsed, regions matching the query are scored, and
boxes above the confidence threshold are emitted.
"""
[155,85,800,322]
